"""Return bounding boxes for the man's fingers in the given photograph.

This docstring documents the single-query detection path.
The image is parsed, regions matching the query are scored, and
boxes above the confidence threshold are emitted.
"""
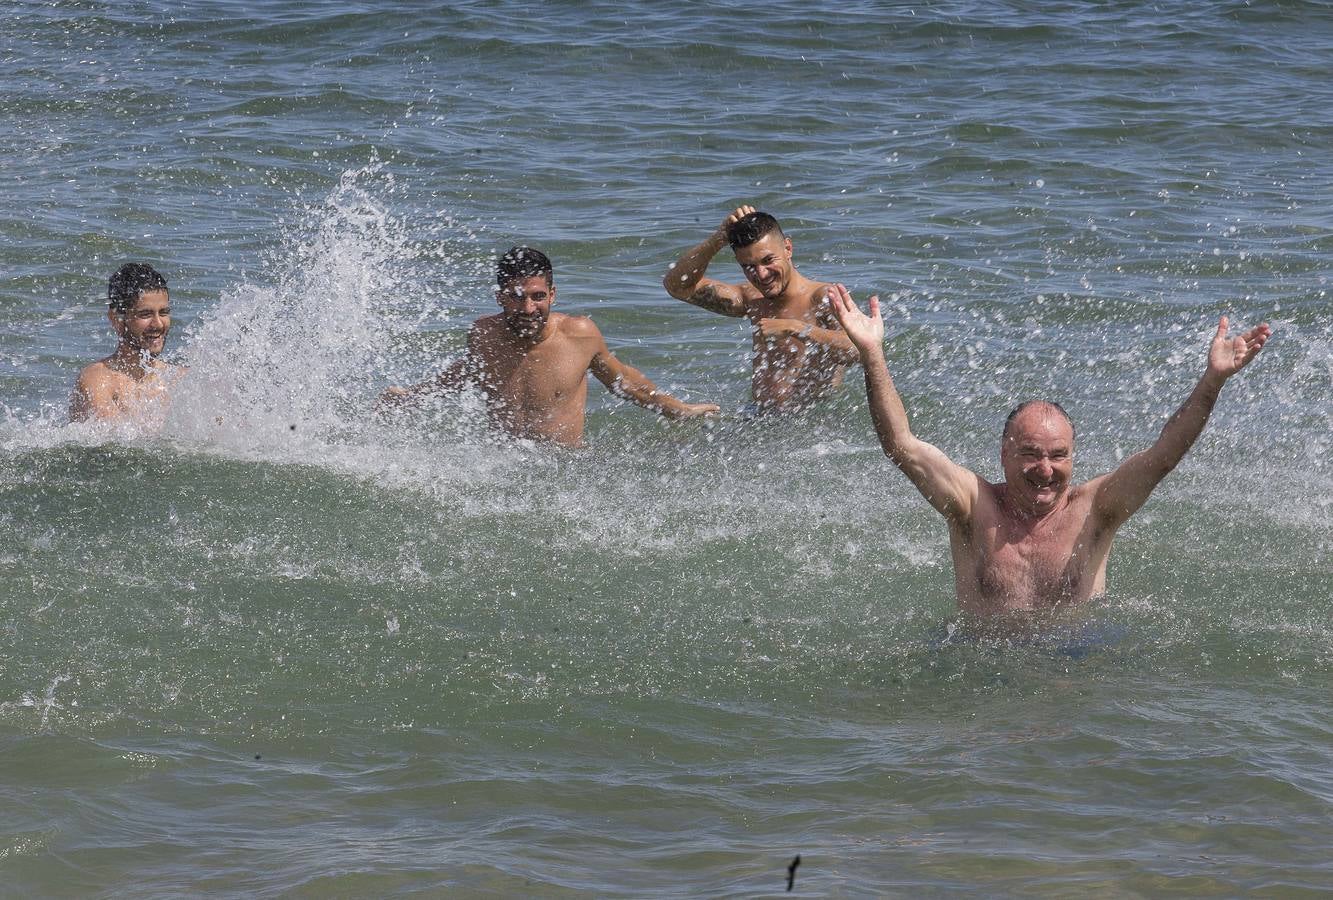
[726,204,756,226]
[1214,315,1229,342]
[830,285,854,320]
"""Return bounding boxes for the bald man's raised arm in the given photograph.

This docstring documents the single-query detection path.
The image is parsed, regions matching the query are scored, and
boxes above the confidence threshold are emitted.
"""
[831,285,980,522]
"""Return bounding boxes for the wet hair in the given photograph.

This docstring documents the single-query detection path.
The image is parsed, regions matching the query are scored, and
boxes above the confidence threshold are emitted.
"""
[496,246,553,288]
[107,263,168,313]
[726,211,784,250]
[1003,400,1076,442]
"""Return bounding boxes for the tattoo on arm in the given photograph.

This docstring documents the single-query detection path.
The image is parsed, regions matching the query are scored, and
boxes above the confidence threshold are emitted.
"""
[689,284,737,316]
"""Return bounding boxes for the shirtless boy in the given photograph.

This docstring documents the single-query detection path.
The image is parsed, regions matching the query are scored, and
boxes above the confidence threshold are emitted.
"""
[829,284,1271,617]
[380,247,718,446]
[70,262,178,423]
[663,206,858,413]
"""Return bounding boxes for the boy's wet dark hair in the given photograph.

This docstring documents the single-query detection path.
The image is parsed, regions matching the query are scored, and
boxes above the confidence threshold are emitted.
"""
[726,212,784,250]
[496,246,553,288]
[108,263,168,313]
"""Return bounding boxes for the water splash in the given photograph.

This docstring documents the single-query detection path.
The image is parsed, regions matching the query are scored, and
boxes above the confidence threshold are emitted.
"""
[166,164,432,448]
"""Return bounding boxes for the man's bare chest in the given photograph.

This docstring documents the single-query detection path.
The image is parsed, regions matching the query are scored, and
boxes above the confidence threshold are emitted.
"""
[746,295,818,325]
[477,343,588,405]
[968,506,1101,602]
[105,370,167,405]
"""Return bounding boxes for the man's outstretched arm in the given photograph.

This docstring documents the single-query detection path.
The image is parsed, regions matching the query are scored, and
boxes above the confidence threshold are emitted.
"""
[661,206,752,318]
[376,358,472,410]
[829,284,980,522]
[585,323,719,421]
[1092,315,1272,527]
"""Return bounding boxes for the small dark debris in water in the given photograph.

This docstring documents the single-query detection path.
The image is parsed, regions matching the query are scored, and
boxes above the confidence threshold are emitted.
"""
[254,754,261,760]
[786,854,800,891]
[289,424,296,431]
[743,616,752,625]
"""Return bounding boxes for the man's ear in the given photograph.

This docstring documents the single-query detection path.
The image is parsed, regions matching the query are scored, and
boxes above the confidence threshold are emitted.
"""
[107,309,125,337]
[785,236,794,256]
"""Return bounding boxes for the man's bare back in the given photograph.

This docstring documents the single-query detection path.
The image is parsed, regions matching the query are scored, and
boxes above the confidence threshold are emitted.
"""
[381,248,717,446]
[664,206,857,412]
[830,284,1271,616]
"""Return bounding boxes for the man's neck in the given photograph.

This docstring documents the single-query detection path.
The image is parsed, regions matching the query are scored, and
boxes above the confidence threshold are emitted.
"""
[108,345,156,380]
[777,270,819,307]
[997,482,1070,527]
[504,317,557,349]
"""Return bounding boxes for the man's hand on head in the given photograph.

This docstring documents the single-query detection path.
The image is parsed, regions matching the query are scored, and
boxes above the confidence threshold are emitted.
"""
[718,205,757,240]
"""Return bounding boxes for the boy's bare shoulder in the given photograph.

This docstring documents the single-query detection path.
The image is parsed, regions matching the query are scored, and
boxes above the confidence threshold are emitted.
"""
[75,357,115,388]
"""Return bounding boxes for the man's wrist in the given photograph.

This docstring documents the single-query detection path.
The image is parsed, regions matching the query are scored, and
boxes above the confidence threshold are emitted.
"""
[1201,365,1229,388]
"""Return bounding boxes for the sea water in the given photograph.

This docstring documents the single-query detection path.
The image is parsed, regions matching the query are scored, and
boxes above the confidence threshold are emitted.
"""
[2,2,1330,894]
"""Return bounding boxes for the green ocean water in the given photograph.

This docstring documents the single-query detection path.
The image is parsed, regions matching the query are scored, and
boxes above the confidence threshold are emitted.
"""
[2,1,1331,894]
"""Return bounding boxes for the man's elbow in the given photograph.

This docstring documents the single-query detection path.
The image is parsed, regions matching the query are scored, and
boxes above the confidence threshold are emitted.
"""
[662,270,690,299]
[885,436,928,471]
[666,285,696,302]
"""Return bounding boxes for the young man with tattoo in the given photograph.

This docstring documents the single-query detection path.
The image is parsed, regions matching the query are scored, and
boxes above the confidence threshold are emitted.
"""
[662,206,858,413]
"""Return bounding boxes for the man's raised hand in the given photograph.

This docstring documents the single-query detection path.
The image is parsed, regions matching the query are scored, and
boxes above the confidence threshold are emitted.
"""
[828,284,883,356]
[718,205,757,238]
[1207,316,1271,380]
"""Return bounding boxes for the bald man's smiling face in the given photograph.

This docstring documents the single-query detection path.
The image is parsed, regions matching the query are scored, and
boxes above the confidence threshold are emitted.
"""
[1001,404,1075,517]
